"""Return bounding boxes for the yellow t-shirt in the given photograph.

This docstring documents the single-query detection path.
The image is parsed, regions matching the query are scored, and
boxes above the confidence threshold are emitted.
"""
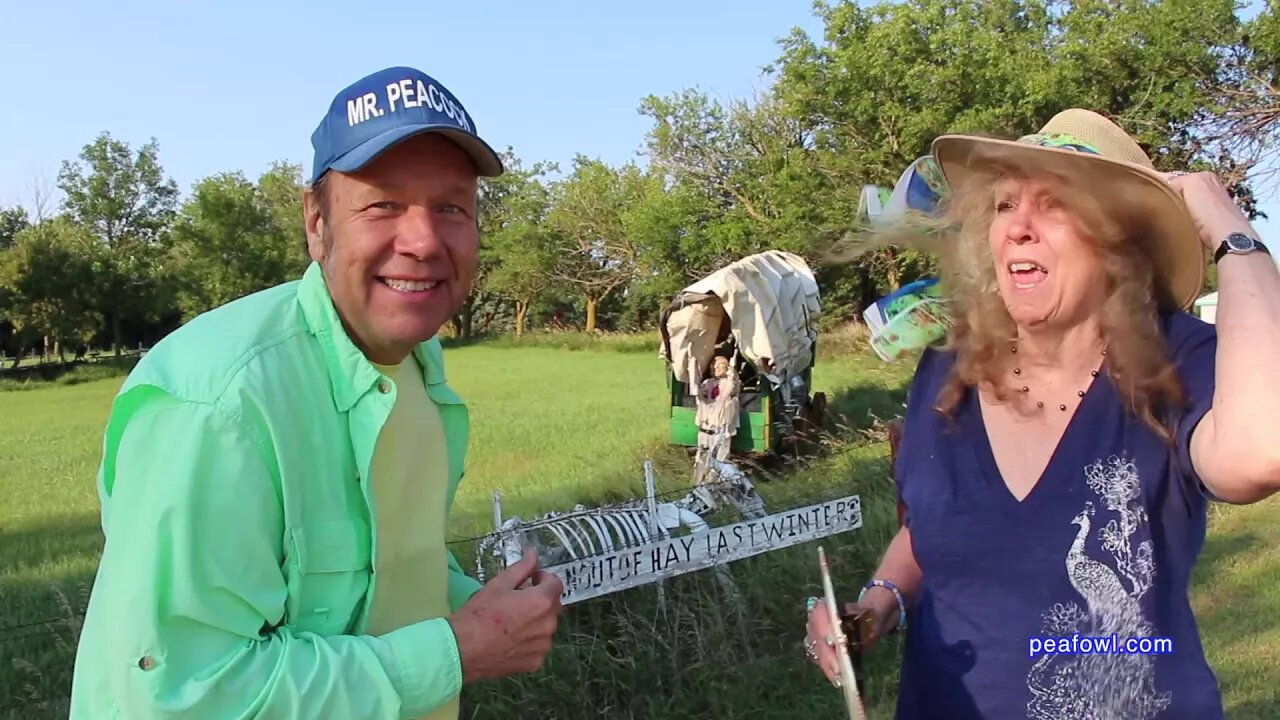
[364,356,457,720]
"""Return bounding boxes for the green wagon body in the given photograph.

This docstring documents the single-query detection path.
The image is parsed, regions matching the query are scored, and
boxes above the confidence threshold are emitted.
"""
[667,374,774,453]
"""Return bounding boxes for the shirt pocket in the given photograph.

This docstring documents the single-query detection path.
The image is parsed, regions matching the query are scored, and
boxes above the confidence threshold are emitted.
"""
[285,516,372,636]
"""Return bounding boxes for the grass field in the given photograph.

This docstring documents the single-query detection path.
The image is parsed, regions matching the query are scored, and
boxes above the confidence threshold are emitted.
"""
[2,339,1278,718]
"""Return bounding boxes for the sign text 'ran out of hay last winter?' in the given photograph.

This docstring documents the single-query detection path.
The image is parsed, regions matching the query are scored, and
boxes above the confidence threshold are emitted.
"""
[546,495,863,604]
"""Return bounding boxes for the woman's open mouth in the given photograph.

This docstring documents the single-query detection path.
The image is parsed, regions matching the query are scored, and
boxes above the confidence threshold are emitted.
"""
[1008,261,1048,290]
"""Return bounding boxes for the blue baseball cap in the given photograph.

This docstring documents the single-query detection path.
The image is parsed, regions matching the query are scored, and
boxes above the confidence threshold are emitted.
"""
[309,66,503,184]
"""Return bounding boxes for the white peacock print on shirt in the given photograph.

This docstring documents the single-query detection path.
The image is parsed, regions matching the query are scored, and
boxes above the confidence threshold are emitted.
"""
[1025,455,1172,719]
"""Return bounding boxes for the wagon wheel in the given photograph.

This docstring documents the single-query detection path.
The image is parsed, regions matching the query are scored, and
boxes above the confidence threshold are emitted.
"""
[792,392,828,443]
[779,427,802,459]
[807,392,828,432]
[780,392,828,459]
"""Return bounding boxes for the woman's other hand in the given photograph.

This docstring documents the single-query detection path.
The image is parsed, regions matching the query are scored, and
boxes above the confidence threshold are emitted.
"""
[804,587,899,683]
[804,598,845,684]
[1164,171,1257,251]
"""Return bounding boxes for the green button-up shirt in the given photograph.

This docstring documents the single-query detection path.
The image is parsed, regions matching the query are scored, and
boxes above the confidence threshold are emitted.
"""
[69,262,482,719]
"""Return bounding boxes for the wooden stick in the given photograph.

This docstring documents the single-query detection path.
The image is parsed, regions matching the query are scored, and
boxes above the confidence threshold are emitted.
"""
[819,545,867,720]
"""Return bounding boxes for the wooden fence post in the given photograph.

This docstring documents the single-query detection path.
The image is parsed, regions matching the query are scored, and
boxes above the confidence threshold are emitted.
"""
[887,418,906,528]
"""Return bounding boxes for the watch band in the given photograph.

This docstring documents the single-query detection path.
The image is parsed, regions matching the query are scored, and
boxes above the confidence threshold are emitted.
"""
[1214,232,1271,263]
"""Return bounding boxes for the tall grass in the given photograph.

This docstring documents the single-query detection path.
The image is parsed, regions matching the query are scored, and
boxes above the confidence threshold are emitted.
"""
[2,341,910,718]
[444,329,661,355]
[3,339,1278,718]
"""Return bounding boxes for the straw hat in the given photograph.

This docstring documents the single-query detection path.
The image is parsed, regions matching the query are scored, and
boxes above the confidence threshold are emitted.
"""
[931,109,1205,310]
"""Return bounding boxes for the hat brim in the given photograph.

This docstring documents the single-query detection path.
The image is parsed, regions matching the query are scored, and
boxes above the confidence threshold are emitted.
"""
[930,135,1205,311]
[328,124,504,178]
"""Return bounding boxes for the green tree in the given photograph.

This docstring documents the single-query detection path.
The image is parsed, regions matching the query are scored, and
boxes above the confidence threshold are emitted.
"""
[0,217,104,363]
[57,131,180,354]
[485,159,559,336]
[0,206,30,251]
[258,161,308,260]
[757,0,1247,316]
[545,157,647,332]
[452,150,554,339]
[638,89,825,276]
[168,166,308,320]
[1192,0,1280,208]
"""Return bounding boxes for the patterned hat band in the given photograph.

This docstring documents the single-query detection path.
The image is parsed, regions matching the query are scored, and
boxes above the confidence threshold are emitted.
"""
[1017,132,1104,156]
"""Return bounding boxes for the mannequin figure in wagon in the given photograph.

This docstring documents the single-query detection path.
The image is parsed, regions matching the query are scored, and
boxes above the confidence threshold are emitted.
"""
[805,109,1280,719]
[696,355,742,454]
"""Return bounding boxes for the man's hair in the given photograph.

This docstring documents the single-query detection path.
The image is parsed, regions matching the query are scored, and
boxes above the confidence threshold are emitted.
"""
[304,173,332,258]
[310,173,331,222]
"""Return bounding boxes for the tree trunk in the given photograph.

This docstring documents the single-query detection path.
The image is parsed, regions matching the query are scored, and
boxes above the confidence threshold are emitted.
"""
[515,299,529,337]
[449,300,475,340]
[585,296,598,333]
[112,313,123,358]
[9,342,24,368]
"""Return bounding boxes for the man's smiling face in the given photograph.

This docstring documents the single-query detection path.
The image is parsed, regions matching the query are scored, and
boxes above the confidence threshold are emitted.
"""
[305,133,479,364]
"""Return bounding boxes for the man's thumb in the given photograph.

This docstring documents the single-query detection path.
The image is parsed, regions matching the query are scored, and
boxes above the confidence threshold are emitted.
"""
[496,547,540,588]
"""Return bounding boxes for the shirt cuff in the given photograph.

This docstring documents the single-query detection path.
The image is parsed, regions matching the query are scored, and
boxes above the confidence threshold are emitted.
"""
[370,616,462,717]
[448,570,483,612]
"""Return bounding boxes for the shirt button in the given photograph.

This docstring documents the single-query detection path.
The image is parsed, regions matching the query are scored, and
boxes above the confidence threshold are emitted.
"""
[377,381,390,394]
[138,655,157,670]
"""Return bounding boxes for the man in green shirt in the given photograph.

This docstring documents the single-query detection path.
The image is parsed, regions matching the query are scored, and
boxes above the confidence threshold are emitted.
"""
[69,66,564,720]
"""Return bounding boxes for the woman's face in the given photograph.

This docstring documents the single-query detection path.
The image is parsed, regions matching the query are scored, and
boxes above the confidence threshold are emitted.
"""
[987,175,1108,330]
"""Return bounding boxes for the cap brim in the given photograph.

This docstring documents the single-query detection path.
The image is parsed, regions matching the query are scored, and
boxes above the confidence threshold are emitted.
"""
[931,135,1205,311]
[328,124,504,178]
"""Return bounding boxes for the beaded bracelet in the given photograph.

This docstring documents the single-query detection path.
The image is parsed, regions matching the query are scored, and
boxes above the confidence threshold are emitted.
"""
[857,579,907,633]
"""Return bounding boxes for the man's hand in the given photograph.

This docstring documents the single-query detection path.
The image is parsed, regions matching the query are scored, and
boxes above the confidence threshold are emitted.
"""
[449,548,564,683]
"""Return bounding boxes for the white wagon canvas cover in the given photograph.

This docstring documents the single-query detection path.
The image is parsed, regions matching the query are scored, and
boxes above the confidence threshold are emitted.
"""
[660,250,822,386]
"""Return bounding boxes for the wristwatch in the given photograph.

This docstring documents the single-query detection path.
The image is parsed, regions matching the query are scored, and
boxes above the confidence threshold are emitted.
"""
[1213,232,1271,264]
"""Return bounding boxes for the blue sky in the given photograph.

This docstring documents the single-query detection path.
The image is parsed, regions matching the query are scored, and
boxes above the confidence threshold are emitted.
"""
[3,0,1277,236]
[0,1,822,204]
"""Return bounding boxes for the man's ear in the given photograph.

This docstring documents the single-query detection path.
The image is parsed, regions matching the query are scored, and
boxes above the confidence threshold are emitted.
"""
[303,186,326,263]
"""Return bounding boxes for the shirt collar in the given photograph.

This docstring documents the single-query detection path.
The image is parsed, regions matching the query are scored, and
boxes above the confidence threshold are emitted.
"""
[295,261,449,412]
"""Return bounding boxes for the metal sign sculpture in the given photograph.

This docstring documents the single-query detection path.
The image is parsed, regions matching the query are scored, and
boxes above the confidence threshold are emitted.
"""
[474,438,862,606]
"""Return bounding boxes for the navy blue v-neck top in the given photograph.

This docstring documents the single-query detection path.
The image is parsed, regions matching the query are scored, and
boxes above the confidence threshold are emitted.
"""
[893,311,1224,720]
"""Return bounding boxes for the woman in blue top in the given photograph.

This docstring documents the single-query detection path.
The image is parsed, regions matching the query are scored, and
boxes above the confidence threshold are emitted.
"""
[805,108,1280,719]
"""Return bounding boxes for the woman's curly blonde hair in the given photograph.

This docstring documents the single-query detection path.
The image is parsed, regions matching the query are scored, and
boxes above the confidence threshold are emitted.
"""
[833,146,1187,442]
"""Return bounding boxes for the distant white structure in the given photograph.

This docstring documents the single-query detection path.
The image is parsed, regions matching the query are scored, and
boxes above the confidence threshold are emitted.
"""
[1194,292,1218,324]
[1195,255,1280,324]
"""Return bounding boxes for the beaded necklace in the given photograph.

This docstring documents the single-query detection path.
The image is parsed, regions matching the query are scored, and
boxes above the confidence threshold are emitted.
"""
[1009,343,1106,412]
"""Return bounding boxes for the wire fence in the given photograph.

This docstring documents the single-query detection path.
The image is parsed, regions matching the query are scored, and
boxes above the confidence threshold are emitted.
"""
[1,445,879,719]
[1,612,83,718]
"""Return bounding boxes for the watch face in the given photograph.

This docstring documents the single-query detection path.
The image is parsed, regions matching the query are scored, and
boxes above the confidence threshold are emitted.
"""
[1227,233,1256,252]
